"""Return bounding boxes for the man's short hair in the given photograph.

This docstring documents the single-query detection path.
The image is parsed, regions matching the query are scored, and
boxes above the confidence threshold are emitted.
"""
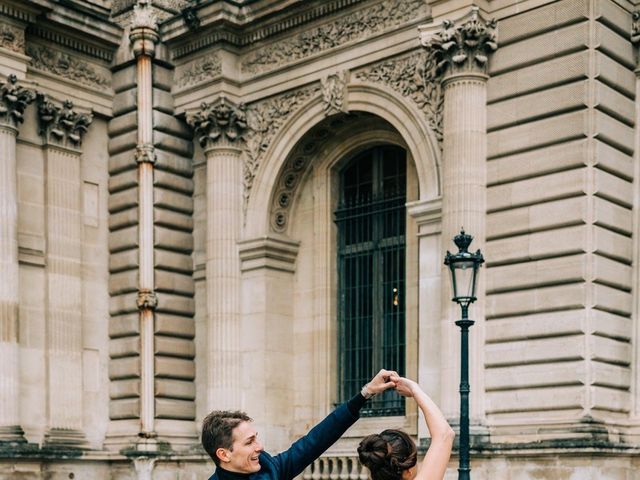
[202,410,253,465]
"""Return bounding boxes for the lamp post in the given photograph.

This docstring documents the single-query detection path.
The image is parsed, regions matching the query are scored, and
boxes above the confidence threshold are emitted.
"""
[444,229,484,480]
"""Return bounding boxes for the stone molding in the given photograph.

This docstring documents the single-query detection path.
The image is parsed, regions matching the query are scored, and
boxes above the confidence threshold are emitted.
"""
[187,96,248,150]
[269,114,362,234]
[633,10,640,45]
[243,85,321,213]
[355,50,444,144]
[240,0,428,75]
[0,22,25,54]
[26,45,110,88]
[420,6,497,78]
[238,235,300,273]
[28,26,115,62]
[0,74,35,129]
[407,197,442,237]
[169,0,368,59]
[37,96,93,149]
[0,3,36,24]
[176,52,221,89]
[321,71,349,116]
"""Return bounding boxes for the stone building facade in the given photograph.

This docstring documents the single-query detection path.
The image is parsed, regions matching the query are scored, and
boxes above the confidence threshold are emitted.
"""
[1,0,640,478]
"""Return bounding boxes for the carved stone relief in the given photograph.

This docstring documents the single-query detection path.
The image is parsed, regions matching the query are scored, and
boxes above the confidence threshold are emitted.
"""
[0,74,36,129]
[421,7,497,77]
[37,96,93,148]
[0,22,25,54]
[321,71,349,116]
[241,0,428,75]
[187,96,247,149]
[243,85,321,213]
[176,53,222,88]
[356,51,444,144]
[27,45,109,88]
[632,10,640,46]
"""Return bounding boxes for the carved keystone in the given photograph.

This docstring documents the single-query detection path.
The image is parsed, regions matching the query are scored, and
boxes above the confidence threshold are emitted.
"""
[0,74,35,129]
[37,96,93,148]
[420,6,497,78]
[187,96,247,149]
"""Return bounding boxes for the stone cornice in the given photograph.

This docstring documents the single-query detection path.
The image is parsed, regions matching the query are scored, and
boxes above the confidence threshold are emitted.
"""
[238,235,300,273]
[27,26,116,62]
[0,74,36,130]
[37,96,93,149]
[166,0,425,60]
[420,6,497,78]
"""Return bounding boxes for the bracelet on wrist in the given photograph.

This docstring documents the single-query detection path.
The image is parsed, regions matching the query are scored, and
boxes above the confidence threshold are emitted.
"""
[361,384,375,399]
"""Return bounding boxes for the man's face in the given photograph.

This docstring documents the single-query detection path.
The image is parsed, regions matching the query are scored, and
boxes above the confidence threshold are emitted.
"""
[220,421,263,473]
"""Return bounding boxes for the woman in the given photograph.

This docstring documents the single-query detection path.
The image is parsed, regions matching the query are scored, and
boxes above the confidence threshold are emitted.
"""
[357,376,455,480]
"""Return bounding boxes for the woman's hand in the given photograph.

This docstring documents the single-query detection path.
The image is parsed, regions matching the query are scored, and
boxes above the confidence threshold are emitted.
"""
[392,376,421,398]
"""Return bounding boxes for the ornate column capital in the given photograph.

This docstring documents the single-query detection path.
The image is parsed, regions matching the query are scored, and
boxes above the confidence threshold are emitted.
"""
[37,96,93,149]
[187,96,248,152]
[420,6,497,80]
[0,74,35,130]
[129,0,159,58]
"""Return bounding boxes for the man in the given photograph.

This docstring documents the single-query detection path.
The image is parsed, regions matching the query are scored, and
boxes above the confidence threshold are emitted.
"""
[201,369,398,480]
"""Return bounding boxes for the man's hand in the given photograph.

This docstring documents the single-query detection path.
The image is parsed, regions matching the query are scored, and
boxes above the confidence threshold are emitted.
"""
[362,369,398,397]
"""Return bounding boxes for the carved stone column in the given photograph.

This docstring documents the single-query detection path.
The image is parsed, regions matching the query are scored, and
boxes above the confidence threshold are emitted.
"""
[188,97,247,410]
[129,0,160,448]
[38,97,93,447]
[420,7,497,428]
[0,74,34,443]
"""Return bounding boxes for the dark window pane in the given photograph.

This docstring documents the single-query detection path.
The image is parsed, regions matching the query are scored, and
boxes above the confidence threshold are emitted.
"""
[336,145,406,417]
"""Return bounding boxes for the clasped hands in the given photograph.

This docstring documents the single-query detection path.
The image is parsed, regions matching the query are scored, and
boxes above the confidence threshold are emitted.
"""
[364,369,419,398]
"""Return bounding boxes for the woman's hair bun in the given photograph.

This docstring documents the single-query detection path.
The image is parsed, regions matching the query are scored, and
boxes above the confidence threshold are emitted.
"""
[357,434,389,470]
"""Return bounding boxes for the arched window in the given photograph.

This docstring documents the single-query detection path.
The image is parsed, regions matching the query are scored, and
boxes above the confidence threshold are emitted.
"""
[335,145,406,416]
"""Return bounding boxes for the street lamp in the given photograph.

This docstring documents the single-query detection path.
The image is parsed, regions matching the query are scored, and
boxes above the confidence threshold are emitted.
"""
[444,229,484,480]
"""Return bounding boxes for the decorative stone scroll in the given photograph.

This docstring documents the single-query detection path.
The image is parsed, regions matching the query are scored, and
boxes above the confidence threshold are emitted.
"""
[0,22,24,54]
[37,96,93,148]
[356,51,444,143]
[420,6,497,77]
[187,96,248,149]
[0,74,35,129]
[241,0,428,75]
[321,71,349,116]
[27,45,109,88]
[243,85,321,213]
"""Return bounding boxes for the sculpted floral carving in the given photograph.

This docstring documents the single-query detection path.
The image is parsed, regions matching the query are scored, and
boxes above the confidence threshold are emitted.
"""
[187,96,248,149]
[321,71,349,116]
[421,7,497,76]
[177,53,222,88]
[37,96,93,148]
[356,51,444,143]
[243,86,321,212]
[0,22,24,53]
[0,74,36,129]
[27,45,109,88]
[241,0,427,75]
[632,11,640,45]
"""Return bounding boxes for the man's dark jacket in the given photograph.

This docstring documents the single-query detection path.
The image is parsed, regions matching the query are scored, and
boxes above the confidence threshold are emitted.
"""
[208,401,360,480]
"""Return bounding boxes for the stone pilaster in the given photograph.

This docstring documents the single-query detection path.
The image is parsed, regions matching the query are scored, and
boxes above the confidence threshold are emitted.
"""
[188,97,247,410]
[37,96,93,447]
[0,74,34,443]
[130,0,160,449]
[420,7,497,428]
[630,10,640,435]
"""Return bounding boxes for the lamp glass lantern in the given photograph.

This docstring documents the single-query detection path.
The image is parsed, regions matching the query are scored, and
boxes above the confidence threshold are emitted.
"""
[444,229,484,308]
